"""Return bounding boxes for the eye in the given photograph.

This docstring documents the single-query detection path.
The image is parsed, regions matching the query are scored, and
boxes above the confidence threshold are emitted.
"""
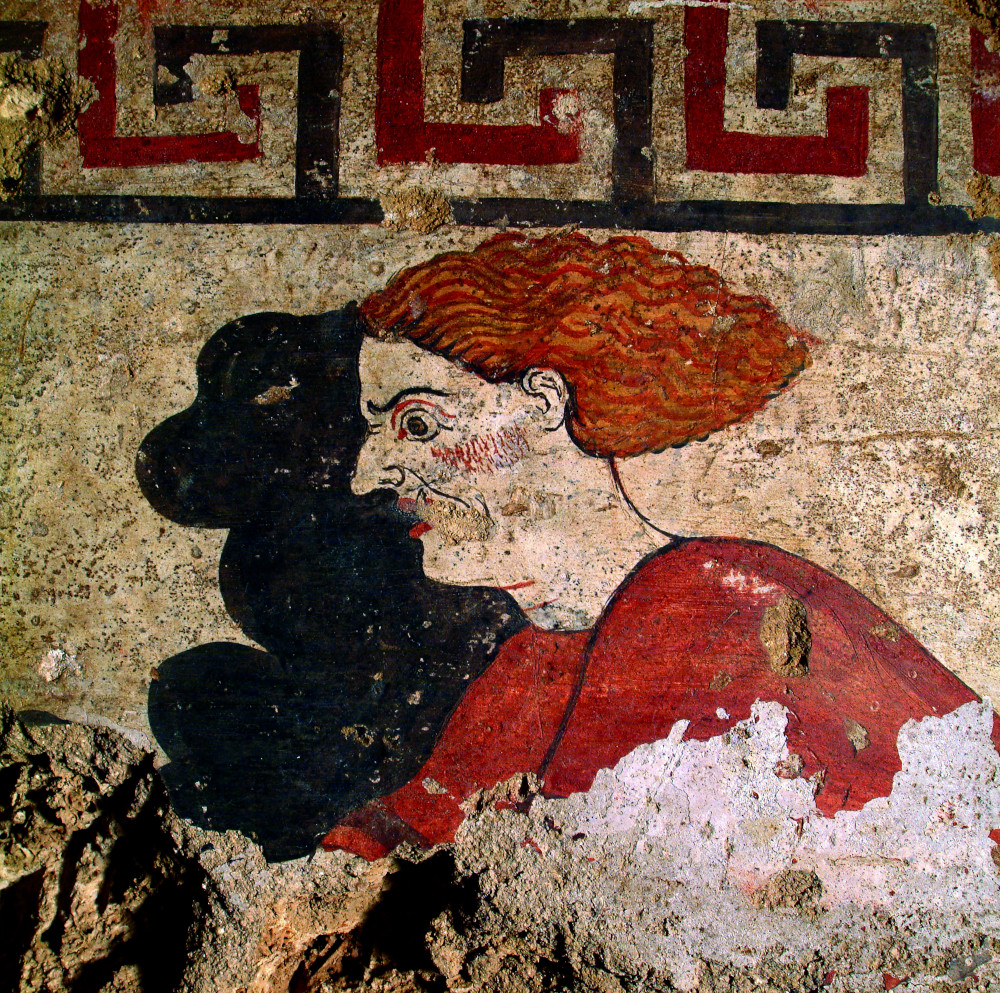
[399,409,441,441]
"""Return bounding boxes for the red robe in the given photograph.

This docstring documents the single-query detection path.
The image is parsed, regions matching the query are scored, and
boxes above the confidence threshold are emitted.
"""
[322,539,1000,860]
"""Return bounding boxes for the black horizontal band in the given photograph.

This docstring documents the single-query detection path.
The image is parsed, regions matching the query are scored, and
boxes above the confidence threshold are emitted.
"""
[0,195,993,236]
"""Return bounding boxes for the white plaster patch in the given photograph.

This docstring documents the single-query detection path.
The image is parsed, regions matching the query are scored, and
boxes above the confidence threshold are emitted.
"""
[562,700,1000,907]
[456,700,1000,990]
[718,566,782,596]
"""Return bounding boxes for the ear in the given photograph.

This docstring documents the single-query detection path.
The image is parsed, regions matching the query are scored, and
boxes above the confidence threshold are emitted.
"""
[520,368,568,431]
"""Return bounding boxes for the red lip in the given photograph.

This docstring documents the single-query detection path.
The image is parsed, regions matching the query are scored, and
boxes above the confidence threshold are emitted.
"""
[398,497,433,537]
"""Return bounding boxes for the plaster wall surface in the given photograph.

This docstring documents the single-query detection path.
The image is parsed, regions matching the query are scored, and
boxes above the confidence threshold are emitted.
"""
[3,0,1000,988]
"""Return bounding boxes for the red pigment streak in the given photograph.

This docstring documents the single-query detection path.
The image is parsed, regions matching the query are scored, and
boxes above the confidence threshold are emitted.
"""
[972,29,1000,175]
[524,600,555,612]
[882,976,906,991]
[431,425,530,474]
[499,580,536,591]
[409,522,432,538]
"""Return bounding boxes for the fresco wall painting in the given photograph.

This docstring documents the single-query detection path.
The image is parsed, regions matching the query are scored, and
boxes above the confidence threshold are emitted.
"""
[4,0,1000,986]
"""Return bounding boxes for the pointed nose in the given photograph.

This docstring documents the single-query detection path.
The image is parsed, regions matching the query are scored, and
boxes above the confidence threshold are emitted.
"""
[351,431,403,497]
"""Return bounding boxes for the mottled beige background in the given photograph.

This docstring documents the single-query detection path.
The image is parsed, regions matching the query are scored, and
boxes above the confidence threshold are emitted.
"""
[2,0,999,748]
[3,225,999,747]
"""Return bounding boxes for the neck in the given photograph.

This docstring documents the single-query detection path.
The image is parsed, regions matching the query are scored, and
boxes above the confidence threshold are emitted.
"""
[502,450,664,631]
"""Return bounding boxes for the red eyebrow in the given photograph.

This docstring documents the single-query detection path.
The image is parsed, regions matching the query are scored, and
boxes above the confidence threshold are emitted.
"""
[390,398,458,429]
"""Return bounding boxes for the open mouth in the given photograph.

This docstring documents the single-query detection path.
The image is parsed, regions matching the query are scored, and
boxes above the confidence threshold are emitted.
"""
[396,491,494,545]
[397,496,433,538]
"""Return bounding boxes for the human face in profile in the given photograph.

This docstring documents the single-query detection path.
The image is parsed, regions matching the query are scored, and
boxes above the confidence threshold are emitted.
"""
[352,337,567,592]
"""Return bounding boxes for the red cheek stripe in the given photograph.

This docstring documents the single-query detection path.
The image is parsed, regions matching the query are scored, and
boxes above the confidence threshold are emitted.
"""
[431,425,530,474]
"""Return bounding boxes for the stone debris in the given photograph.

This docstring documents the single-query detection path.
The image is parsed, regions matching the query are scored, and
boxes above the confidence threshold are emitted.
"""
[0,55,93,198]
[759,594,812,677]
[843,716,870,752]
[5,700,1000,992]
[752,868,824,916]
[0,703,200,993]
[379,188,453,235]
[36,648,81,683]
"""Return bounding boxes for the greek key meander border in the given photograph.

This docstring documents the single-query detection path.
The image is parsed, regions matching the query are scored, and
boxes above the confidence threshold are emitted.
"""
[2,11,998,234]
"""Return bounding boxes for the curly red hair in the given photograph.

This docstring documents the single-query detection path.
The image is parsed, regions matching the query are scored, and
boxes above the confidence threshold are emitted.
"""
[360,232,813,458]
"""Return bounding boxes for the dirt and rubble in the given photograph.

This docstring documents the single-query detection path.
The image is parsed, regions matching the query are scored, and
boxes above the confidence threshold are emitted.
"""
[0,55,93,199]
[4,701,1000,993]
